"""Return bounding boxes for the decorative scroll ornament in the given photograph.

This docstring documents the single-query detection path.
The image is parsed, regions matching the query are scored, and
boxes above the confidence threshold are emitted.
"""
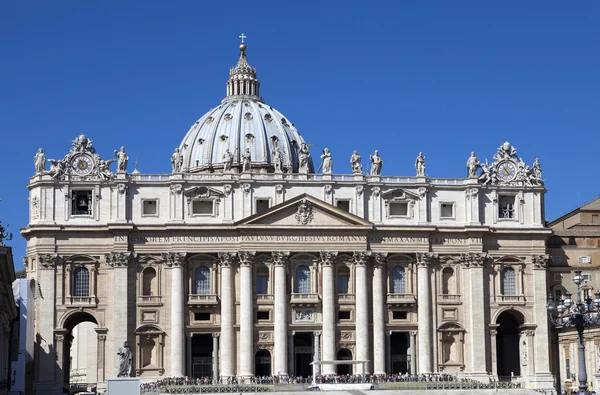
[258,331,272,341]
[353,251,370,266]
[117,184,128,195]
[162,252,186,268]
[38,254,58,269]
[355,185,364,196]
[106,252,136,268]
[465,188,479,199]
[319,251,338,267]
[478,142,543,186]
[295,199,314,225]
[323,184,333,195]
[238,251,255,267]
[531,254,549,269]
[223,184,232,196]
[416,252,437,268]
[218,252,237,267]
[372,252,388,268]
[295,309,314,321]
[460,252,487,268]
[271,251,289,266]
[31,196,40,220]
[170,184,183,195]
[275,184,284,195]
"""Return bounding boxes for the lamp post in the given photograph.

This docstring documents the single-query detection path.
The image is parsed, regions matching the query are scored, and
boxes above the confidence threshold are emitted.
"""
[547,269,600,395]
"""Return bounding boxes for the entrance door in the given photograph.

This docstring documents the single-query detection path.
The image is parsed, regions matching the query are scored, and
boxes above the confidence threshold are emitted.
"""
[293,332,313,378]
[390,332,409,374]
[192,334,214,378]
[255,349,272,376]
[496,312,521,378]
[336,348,352,375]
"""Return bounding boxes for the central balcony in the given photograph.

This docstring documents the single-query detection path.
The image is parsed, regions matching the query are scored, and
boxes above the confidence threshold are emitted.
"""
[386,293,417,306]
[137,295,163,306]
[188,294,219,307]
[256,294,274,304]
[290,293,320,305]
[496,294,526,305]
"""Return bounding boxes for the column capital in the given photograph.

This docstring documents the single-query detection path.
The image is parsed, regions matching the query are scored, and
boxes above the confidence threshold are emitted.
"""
[38,253,58,269]
[271,251,290,266]
[162,252,187,268]
[106,251,136,268]
[218,252,238,267]
[521,329,536,337]
[238,251,256,267]
[531,254,549,269]
[352,251,371,266]
[212,332,220,339]
[185,332,194,339]
[459,252,488,268]
[314,330,322,337]
[416,252,437,268]
[371,252,388,268]
[319,251,338,267]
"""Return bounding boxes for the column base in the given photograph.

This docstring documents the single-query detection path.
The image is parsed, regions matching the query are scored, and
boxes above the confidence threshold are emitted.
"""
[526,372,555,389]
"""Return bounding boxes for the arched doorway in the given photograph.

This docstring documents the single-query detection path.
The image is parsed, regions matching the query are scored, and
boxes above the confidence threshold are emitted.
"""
[496,310,523,379]
[336,348,352,375]
[255,349,272,376]
[60,311,102,393]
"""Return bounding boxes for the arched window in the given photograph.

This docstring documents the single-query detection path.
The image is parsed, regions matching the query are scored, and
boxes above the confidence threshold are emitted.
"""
[337,267,350,294]
[442,267,455,295]
[501,267,516,296]
[194,266,211,294]
[73,267,89,297]
[142,338,156,368]
[142,267,157,296]
[295,265,311,294]
[391,266,406,294]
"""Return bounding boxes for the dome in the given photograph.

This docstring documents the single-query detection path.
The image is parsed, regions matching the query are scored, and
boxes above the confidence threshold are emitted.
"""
[177,43,314,174]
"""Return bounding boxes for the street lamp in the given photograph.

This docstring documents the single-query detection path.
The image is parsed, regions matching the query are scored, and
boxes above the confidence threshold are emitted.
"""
[547,269,600,395]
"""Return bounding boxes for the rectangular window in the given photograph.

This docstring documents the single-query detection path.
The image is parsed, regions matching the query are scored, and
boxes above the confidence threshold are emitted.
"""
[192,200,214,215]
[256,311,270,321]
[583,274,592,281]
[194,312,211,321]
[392,311,408,320]
[440,203,454,219]
[142,199,158,216]
[256,199,270,215]
[566,358,570,378]
[336,200,350,212]
[499,196,515,219]
[389,202,409,217]
[338,310,351,320]
[256,275,268,295]
[71,190,93,215]
[337,274,349,294]
[579,256,592,264]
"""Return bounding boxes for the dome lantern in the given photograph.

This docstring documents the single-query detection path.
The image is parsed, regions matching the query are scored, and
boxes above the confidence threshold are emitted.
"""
[224,34,262,103]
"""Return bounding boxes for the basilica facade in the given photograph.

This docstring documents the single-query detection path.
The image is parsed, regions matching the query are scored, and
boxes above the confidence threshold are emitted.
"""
[23,42,554,394]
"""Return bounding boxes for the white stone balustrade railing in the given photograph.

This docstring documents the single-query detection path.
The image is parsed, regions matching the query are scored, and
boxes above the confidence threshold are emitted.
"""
[188,294,219,305]
[338,294,356,304]
[256,294,274,303]
[138,295,163,305]
[438,294,462,303]
[496,294,526,305]
[68,296,96,306]
[386,293,417,305]
[290,293,320,304]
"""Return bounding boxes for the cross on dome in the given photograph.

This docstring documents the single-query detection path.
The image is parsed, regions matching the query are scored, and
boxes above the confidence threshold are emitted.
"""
[239,33,246,43]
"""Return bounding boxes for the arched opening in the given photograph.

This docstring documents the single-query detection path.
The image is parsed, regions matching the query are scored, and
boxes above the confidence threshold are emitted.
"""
[194,266,211,294]
[141,338,156,368]
[391,266,406,294]
[441,267,455,294]
[336,348,352,375]
[496,310,523,379]
[294,265,311,294]
[61,312,100,393]
[255,349,271,376]
[142,267,157,296]
[337,266,350,294]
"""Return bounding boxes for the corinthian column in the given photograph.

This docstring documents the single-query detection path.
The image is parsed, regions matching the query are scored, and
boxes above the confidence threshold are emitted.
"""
[461,252,487,376]
[238,251,255,378]
[354,251,371,374]
[372,253,387,375]
[106,252,135,377]
[531,255,553,379]
[272,251,290,377]
[320,251,337,375]
[416,252,435,374]
[219,252,237,378]
[163,252,186,377]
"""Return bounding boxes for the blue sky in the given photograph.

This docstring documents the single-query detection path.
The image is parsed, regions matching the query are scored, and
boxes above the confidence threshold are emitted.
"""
[1,2,599,267]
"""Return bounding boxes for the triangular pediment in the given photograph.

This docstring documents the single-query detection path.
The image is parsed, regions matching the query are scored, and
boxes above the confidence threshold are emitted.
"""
[237,194,373,228]
[381,188,421,201]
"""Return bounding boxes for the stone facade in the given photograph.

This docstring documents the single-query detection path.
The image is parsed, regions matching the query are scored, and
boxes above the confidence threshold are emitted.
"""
[21,42,556,394]
[0,245,17,394]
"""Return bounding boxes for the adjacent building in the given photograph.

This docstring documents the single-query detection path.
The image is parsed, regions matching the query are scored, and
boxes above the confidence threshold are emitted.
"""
[22,41,555,394]
[0,240,18,394]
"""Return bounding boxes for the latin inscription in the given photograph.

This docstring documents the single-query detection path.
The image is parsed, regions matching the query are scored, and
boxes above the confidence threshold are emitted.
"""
[115,235,481,244]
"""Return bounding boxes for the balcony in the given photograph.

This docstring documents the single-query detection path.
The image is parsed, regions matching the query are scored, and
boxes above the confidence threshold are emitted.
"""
[496,294,526,305]
[438,294,462,305]
[67,296,97,307]
[386,293,417,306]
[138,295,163,306]
[338,294,355,304]
[188,294,219,306]
[290,293,320,305]
[256,294,274,304]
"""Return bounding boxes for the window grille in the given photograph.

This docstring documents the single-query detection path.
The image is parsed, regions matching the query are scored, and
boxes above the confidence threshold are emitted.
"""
[391,266,406,294]
[73,267,90,297]
[295,265,311,294]
[501,267,516,296]
[194,266,211,294]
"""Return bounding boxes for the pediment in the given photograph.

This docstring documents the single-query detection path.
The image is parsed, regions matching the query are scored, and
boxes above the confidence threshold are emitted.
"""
[237,194,373,228]
[381,188,421,201]
[183,186,224,199]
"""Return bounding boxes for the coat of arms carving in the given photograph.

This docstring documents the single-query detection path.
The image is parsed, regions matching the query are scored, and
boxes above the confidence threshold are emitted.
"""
[295,199,314,225]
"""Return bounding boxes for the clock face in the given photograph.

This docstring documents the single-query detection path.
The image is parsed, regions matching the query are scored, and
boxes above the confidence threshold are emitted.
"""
[71,154,94,175]
[497,161,517,182]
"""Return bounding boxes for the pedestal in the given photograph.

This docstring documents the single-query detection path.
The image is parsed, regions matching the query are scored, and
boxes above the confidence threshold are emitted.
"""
[107,377,141,395]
